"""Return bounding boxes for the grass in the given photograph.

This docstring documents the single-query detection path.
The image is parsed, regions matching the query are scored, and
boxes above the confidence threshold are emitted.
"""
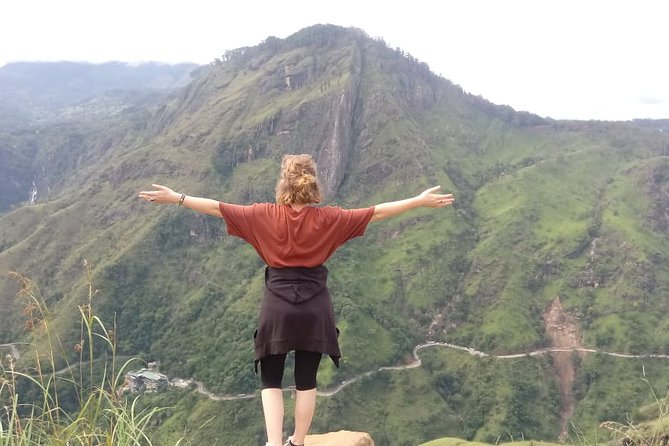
[578,372,669,446]
[0,264,176,446]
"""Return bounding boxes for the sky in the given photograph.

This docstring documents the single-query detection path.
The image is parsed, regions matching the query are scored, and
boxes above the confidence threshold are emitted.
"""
[1,0,668,121]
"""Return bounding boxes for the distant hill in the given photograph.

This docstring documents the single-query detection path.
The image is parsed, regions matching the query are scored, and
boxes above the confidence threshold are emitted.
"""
[1,25,668,445]
[0,61,199,212]
[0,61,198,118]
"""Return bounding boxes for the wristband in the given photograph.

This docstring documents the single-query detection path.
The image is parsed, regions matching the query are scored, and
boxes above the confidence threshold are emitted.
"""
[177,193,186,206]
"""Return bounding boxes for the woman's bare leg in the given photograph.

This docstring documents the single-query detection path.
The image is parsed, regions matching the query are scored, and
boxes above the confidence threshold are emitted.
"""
[261,388,284,446]
[260,354,287,446]
[291,388,317,444]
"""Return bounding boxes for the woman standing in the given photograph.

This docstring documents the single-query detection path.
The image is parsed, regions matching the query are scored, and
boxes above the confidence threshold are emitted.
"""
[138,154,454,446]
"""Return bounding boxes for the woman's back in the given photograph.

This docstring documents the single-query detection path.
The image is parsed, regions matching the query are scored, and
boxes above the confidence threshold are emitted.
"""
[219,202,374,267]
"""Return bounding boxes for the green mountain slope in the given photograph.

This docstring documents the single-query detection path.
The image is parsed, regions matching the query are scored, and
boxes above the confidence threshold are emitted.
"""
[1,25,668,445]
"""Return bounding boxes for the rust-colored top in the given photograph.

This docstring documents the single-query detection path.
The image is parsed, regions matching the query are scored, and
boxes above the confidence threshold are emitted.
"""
[218,202,375,267]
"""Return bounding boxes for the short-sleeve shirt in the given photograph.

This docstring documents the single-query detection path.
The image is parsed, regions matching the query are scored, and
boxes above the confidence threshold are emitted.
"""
[218,202,375,268]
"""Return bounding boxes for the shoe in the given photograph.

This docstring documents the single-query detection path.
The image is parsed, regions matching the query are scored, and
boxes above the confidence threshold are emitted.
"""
[283,438,303,446]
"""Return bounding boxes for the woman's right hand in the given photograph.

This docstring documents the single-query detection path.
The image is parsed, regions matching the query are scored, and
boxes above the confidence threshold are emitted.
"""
[137,184,180,205]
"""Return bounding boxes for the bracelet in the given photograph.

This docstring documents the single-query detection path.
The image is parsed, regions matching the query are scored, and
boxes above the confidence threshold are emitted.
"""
[177,193,186,206]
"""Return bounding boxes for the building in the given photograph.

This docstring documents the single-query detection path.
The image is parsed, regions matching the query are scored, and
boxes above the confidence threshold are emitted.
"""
[125,368,168,393]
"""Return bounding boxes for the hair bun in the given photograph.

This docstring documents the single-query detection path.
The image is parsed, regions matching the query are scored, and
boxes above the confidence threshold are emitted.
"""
[296,171,315,187]
[275,154,322,205]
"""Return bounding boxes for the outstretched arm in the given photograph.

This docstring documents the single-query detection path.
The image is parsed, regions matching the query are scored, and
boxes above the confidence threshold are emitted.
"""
[370,186,454,223]
[137,184,222,218]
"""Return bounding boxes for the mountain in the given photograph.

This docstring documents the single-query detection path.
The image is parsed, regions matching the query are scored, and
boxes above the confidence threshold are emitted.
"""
[1,24,668,445]
[0,61,197,116]
[0,61,198,213]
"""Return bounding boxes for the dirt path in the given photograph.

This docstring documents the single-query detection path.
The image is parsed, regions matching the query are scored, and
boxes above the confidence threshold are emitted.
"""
[542,296,584,441]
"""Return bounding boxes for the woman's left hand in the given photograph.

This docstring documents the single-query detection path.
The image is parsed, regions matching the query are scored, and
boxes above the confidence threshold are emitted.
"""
[417,186,455,208]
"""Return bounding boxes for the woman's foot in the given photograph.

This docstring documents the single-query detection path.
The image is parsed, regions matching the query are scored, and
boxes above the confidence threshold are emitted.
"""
[283,438,304,446]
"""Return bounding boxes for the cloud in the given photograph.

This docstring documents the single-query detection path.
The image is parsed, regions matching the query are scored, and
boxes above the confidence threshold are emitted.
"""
[638,96,669,105]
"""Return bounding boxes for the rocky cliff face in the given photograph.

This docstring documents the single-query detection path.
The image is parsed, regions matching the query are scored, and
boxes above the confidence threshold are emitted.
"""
[313,54,361,197]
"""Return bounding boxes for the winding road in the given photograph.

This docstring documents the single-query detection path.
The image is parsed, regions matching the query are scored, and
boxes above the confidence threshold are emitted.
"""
[187,342,669,401]
[5,341,669,401]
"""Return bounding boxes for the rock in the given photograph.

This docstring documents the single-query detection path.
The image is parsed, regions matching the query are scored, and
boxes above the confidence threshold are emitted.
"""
[305,430,374,446]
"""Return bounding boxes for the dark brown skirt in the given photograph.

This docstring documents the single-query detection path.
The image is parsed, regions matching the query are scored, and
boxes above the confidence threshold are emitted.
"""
[254,265,340,370]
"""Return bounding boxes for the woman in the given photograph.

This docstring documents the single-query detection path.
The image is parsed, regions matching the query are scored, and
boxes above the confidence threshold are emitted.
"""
[138,154,454,446]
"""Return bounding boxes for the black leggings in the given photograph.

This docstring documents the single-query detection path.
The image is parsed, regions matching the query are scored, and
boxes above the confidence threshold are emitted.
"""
[260,350,322,391]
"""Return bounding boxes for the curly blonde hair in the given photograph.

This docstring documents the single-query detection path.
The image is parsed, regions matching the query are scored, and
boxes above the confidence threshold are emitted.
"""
[275,154,322,205]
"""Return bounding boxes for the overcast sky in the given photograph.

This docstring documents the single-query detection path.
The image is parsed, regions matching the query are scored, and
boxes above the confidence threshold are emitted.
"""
[2,0,667,121]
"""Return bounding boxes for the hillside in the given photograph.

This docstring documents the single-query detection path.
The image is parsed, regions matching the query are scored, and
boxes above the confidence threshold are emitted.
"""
[0,61,197,213]
[1,25,668,445]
